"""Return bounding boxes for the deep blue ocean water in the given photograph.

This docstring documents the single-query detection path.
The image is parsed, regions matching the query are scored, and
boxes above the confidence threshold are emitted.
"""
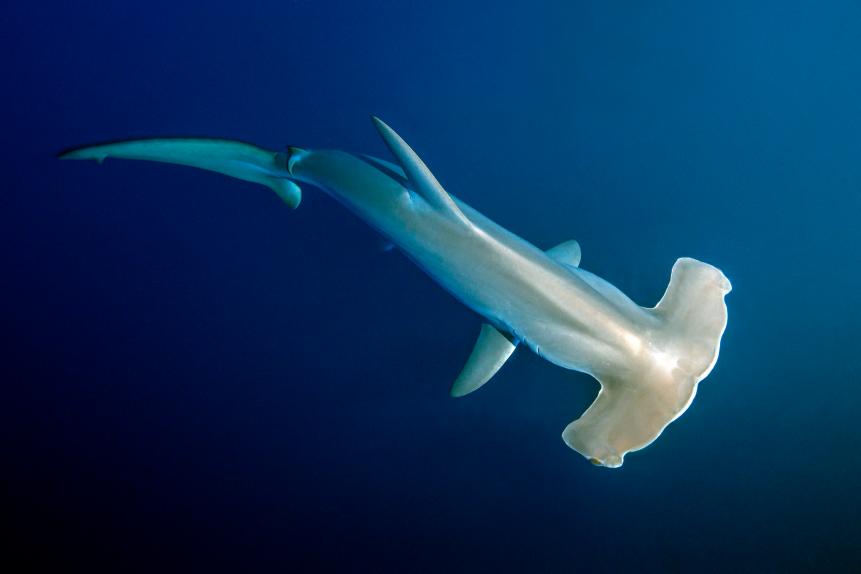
[3,1,860,571]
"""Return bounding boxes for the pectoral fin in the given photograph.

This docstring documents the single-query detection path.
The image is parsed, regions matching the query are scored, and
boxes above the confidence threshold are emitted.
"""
[450,324,516,397]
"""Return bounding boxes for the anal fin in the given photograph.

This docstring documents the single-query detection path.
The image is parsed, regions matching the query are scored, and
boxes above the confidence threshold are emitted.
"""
[450,324,516,397]
[269,178,302,208]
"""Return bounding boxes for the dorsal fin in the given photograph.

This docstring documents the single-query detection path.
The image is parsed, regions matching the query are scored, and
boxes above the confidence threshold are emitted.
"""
[546,239,581,267]
[285,146,307,176]
[450,324,517,397]
[371,116,472,227]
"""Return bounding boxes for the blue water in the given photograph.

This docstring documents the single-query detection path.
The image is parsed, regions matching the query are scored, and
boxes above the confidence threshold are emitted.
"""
[3,1,860,571]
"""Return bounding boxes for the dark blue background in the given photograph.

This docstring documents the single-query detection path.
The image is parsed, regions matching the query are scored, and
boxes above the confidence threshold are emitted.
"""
[3,1,860,571]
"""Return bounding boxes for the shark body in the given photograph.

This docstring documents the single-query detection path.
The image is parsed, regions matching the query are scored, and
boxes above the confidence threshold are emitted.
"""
[60,117,731,467]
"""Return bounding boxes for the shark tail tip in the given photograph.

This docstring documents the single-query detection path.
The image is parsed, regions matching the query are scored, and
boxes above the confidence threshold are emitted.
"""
[57,145,106,163]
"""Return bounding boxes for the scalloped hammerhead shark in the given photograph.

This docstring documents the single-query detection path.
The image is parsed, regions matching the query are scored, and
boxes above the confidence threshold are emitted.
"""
[60,117,731,467]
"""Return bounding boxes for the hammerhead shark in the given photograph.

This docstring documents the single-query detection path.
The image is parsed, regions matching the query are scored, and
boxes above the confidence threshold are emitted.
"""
[60,117,731,467]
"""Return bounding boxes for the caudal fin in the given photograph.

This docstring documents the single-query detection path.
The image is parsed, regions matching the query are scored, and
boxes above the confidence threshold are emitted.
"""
[563,258,732,467]
[58,138,303,208]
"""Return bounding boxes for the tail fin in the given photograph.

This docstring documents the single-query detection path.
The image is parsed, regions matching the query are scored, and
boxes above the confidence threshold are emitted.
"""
[563,258,732,467]
[58,138,302,208]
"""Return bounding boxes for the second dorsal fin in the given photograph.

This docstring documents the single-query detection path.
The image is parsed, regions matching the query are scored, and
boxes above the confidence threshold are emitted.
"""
[371,116,472,227]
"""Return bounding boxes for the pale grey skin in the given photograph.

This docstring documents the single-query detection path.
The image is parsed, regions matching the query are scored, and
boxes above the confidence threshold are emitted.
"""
[60,117,731,467]
[294,149,643,372]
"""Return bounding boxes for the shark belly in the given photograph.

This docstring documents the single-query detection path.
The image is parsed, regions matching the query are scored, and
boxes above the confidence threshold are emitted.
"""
[292,150,650,378]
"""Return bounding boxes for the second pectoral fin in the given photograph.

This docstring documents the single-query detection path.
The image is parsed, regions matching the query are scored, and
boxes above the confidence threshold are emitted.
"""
[546,239,581,268]
[449,324,517,398]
